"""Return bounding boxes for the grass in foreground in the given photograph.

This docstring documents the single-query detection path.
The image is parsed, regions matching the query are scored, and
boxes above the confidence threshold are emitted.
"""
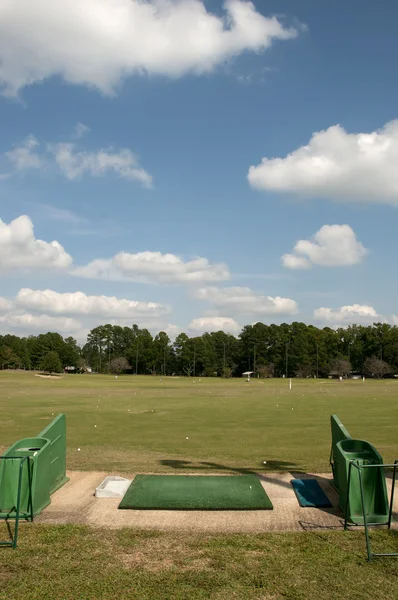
[1,525,398,600]
[1,371,398,473]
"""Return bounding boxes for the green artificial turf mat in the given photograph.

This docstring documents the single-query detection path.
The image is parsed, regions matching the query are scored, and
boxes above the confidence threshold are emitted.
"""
[118,474,273,510]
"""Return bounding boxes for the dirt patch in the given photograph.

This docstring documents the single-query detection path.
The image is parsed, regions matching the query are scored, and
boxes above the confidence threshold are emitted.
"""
[119,537,211,572]
[34,374,62,379]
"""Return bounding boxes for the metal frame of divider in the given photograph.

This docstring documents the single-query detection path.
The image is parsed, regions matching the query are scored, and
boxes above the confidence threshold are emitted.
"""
[0,456,34,549]
[344,459,398,561]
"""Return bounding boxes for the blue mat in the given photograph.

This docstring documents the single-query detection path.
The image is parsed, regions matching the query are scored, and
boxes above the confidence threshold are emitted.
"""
[291,479,332,508]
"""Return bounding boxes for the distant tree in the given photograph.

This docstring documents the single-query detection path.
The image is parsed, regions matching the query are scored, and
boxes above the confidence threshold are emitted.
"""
[77,357,90,373]
[40,351,62,374]
[329,358,352,378]
[110,357,130,375]
[364,356,391,379]
[223,366,233,378]
[0,345,21,369]
[294,364,313,378]
[257,364,274,378]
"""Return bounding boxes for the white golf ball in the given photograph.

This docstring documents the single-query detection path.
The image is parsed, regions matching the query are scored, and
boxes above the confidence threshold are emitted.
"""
[263,461,267,464]
[77,448,81,452]
[186,437,189,440]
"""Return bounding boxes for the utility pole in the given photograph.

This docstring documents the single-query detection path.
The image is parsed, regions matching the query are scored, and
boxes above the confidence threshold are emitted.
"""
[135,344,139,375]
[285,342,289,378]
[316,342,319,379]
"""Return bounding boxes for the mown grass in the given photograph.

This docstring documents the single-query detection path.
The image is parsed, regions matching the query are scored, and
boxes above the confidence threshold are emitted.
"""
[1,525,398,600]
[1,371,397,473]
[1,371,398,598]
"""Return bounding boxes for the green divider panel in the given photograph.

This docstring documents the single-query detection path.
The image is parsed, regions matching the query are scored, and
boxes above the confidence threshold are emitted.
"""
[0,414,68,518]
[38,414,69,494]
[1,437,50,517]
[330,415,352,491]
[335,438,389,525]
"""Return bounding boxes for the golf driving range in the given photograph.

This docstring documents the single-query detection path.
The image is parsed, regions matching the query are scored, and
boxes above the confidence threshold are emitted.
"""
[1,372,398,599]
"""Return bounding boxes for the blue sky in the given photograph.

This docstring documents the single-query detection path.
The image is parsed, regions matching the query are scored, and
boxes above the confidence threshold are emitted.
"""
[1,0,398,341]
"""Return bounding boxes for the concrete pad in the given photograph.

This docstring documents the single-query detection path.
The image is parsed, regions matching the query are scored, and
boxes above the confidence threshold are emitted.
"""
[34,470,397,534]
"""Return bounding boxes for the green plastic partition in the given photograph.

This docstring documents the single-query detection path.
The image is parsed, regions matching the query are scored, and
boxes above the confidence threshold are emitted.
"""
[0,414,69,518]
[330,414,352,491]
[335,438,389,525]
[38,414,69,495]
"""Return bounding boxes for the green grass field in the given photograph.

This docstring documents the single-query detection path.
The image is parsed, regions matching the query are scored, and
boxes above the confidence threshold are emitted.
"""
[1,371,397,473]
[1,371,398,599]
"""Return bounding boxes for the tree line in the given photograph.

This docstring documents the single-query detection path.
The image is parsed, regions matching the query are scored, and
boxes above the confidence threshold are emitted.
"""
[1,321,398,378]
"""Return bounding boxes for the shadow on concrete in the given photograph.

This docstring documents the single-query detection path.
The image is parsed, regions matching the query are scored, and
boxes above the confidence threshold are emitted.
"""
[298,520,344,531]
[160,459,305,491]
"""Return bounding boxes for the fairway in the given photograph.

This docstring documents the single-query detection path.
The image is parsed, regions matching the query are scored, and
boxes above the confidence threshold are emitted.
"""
[1,371,397,474]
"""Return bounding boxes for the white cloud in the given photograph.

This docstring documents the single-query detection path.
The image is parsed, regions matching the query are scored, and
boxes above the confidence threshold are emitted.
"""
[73,122,90,140]
[37,204,87,224]
[16,288,170,319]
[5,135,45,171]
[0,0,299,96]
[314,304,383,325]
[5,135,152,187]
[194,286,298,316]
[188,316,241,334]
[163,323,181,340]
[73,251,230,284]
[248,120,398,204]
[49,143,153,187]
[0,297,12,313]
[282,224,367,269]
[0,215,72,272]
[0,312,81,332]
[282,254,311,270]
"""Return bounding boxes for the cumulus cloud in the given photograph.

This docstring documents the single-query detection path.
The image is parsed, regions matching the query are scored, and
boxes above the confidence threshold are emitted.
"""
[0,0,299,96]
[163,323,181,340]
[5,136,152,187]
[73,251,230,284]
[188,316,241,334]
[282,224,367,269]
[0,215,72,272]
[314,304,383,325]
[248,120,398,204]
[0,312,81,332]
[194,286,298,316]
[0,297,12,313]
[16,288,170,319]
